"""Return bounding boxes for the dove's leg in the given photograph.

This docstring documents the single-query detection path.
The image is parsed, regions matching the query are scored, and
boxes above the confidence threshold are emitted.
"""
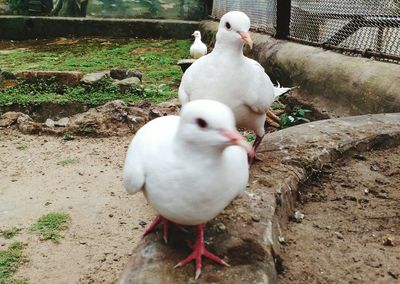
[174,224,229,280]
[143,215,169,243]
[248,135,264,163]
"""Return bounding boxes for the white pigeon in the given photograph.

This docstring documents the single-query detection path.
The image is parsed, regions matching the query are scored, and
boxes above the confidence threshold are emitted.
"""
[179,11,293,157]
[123,99,252,279]
[190,30,207,59]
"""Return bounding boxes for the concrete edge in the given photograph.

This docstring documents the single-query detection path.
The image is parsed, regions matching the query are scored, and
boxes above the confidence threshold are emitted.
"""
[0,16,200,39]
[118,113,400,283]
[199,20,400,116]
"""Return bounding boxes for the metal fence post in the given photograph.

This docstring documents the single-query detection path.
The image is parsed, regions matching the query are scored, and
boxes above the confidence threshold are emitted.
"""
[275,0,291,38]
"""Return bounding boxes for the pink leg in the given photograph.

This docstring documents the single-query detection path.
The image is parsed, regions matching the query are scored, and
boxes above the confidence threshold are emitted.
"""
[248,135,264,164]
[174,224,229,280]
[143,215,170,243]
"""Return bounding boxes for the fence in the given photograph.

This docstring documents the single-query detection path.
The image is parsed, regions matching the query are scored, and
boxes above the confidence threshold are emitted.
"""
[211,0,400,63]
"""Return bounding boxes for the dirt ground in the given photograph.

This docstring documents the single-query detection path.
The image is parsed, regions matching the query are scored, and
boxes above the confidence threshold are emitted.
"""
[0,129,155,283]
[278,146,400,284]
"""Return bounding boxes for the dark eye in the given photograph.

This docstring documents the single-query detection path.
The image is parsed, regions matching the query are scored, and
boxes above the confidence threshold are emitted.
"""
[225,22,231,30]
[196,118,208,129]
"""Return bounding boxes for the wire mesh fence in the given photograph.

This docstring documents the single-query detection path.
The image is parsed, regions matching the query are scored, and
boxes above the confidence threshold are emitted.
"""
[211,0,400,63]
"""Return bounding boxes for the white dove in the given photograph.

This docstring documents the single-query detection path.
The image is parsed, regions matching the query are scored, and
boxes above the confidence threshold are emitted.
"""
[190,30,207,59]
[123,99,252,279]
[179,11,293,159]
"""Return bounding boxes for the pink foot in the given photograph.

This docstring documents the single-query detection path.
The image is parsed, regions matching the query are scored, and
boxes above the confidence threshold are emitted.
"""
[143,215,170,243]
[174,224,229,280]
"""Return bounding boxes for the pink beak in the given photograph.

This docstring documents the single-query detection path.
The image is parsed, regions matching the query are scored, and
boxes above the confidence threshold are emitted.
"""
[238,31,253,49]
[220,130,254,156]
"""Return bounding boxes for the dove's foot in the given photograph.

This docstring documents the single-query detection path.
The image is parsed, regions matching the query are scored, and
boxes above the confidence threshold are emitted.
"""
[248,135,264,164]
[174,224,229,280]
[143,215,170,243]
[266,110,281,127]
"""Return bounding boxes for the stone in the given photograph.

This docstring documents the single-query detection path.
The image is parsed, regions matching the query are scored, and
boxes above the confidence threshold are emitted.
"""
[0,112,23,127]
[0,70,16,80]
[80,71,109,84]
[110,68,142,81]
[114,77,141,93]
[15,70,83,86]
[334,231,344,240]
[294,211,305,222]
[45,118,55,128]
[54,117,70,127]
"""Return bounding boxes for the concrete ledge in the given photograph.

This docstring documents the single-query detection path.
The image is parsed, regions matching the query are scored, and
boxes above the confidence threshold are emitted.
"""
[118,113,400,283]
[0,16,199,40]
[199,21,400,116]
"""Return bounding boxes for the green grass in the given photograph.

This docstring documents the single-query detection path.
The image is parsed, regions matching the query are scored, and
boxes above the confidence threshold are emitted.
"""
[0,242,27,284]
[15,143,27,150]
[0,38,190,107]
[1,228,22,239]
[30,212,71,243]
[57,158,79,166]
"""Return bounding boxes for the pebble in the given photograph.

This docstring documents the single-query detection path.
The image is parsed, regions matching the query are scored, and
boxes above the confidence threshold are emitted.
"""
[388,270,399,279]
[382,235,394,246]
[108,214,114,218]
[138,220,147,227]
[294,211,305,222]
[216,223,226,232]
[334,231,344,240]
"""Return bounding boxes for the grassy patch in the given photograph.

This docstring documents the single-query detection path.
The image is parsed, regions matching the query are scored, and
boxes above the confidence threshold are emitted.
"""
[1,227,22,239]
[15,143,27,150]
[0,242,27,284]
[57,158,79,166]
[245,133,256,142]
[30,212,71,243]
[280,107,311,128]
[0,38,190,107]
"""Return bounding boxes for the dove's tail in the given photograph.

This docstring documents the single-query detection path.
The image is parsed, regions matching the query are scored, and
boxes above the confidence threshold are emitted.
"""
[273,82,298,100]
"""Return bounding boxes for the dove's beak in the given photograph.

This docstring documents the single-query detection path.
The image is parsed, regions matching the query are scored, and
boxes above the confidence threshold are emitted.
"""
[220,130,254,155]
[238,31,253,49]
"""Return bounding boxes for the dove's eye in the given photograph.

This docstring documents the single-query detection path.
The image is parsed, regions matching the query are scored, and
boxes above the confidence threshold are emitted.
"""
[196,118,208,129]
[225,22,231,30]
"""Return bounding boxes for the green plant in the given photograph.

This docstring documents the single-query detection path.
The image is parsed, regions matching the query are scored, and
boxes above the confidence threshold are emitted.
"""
[1,227,22,239]
[280,108,311,128]
[245,134,256,142]
[15,143,27,150]
[30,212,71,243]
[57,158,79,166]
[0,242,26,283]
[5,0,28,15]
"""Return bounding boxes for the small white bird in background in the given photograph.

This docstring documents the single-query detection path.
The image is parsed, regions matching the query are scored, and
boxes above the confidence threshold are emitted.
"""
[190,30,207,59]
[180,11,294,160]
[123,100,252,279]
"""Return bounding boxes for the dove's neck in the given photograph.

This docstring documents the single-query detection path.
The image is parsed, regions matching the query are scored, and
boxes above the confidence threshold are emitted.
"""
[194,35,202,42]
[213,40,244,57]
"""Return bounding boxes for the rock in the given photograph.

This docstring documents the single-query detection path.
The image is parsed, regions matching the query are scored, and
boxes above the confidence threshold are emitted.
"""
[15,70,83,86]
[110,68,142,81]
[80,71,109,84]
[334,231,344,240]
[17,114,43,134]
[114,77,141,93]
[0,112,23,127]
[45,118,55,128]
[278,236,286,244]
[54,117,70,127]
[138,220,147,228]
[388,270,399,279]
[216,223,226,232]
[365,259,382,268]
[382,235,394,246]
[294,211,305,222]
[0,70,16,80]
[148,99,180,120]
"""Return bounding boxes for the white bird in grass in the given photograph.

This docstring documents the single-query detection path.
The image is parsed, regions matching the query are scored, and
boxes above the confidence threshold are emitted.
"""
[190,30,207,59]
[179,11,294,160]
[123,99,252,279]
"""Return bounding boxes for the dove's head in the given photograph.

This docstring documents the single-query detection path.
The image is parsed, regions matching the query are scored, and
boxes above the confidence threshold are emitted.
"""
[178,100,253,155]
[192,30,201,38]
[216,11,253,49]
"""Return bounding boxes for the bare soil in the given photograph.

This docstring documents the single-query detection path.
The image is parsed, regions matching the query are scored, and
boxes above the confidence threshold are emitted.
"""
[0,129,154,283]
[278,146,400,284]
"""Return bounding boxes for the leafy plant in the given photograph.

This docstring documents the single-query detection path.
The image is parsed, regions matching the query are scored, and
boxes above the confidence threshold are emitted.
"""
[5,0,28,15]
[280,107,311,128]
[57,158,79,166]
[30,212,71,243]
[0,242,26,283]
[245,133,256,142]
[1,227,22,239]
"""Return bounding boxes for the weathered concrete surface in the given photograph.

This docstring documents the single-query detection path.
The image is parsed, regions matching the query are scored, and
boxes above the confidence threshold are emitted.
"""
[199,21,400,117]
[118,113,400,283]
[0,16,199,40]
